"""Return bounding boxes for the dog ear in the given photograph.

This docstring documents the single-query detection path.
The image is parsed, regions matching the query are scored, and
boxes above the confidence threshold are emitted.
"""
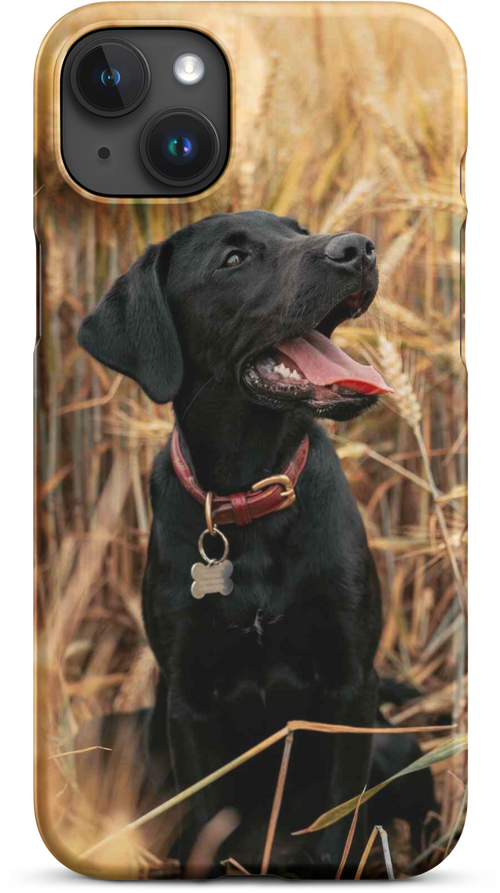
[78,242,183,404]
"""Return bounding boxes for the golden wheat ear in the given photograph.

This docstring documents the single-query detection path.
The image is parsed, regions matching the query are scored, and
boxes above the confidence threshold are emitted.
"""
[377,334,422,430]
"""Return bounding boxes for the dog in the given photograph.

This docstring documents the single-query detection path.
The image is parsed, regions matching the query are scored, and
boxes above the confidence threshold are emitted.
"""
[370,679,439,855]
[78,210,397,876]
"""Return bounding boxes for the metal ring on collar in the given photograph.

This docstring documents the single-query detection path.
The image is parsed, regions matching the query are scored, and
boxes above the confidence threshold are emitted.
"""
[198,526,230,564]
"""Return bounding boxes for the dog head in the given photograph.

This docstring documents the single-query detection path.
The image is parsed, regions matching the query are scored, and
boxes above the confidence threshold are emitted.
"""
[78,210,390,422]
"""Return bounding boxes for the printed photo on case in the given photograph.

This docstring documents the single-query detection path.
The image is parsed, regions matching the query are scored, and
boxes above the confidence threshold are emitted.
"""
[34,2,467,880]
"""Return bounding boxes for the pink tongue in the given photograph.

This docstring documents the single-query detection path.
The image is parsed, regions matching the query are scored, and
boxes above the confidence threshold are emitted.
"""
[277,330,393,395]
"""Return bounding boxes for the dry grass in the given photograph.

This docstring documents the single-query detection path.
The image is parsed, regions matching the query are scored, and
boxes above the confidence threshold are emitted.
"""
[35,3,467,880]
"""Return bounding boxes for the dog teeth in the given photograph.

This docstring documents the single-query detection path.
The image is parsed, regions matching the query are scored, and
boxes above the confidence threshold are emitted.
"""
[272,363,303,381]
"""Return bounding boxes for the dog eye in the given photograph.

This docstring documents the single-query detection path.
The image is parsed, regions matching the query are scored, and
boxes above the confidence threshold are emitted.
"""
[222,251,246,268]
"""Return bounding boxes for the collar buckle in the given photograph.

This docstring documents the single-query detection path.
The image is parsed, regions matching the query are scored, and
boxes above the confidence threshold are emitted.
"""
[251,474,296,511]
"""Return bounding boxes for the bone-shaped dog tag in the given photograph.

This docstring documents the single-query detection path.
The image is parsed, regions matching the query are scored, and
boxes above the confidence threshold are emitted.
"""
[191,559,234,599]
[190,526,234,599]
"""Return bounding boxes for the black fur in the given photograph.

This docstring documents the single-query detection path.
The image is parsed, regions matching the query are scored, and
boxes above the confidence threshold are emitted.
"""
[369,680,439,853]
[78,211,433,877]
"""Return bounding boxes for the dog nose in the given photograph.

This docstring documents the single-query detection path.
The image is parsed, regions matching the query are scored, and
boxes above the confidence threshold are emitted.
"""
[325,233,376,271]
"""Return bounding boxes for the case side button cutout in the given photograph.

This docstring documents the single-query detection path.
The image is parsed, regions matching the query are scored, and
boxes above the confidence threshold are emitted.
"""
[30,225,42,353]
[459,150,467,370]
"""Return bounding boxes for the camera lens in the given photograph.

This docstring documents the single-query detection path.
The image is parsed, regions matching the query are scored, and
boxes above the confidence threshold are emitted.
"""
[71,38,150,117]
[140,108,220,186]
[163,130,198,165]
[101,68,120,86]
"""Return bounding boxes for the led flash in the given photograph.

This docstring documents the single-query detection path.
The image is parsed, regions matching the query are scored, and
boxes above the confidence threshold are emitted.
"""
[173,53,205,85]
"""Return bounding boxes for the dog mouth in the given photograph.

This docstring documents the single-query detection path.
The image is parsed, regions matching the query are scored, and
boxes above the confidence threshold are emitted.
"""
[242,289,392,410]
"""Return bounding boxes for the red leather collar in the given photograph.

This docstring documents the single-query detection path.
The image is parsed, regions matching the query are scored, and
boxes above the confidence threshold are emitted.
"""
[171,429,309,527]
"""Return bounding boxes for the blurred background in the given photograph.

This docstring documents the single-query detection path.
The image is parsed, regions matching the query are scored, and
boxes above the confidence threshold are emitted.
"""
[35,2,467,879]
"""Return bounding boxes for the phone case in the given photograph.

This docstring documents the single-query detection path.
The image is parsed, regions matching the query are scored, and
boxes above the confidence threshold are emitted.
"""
[35,2,467,880]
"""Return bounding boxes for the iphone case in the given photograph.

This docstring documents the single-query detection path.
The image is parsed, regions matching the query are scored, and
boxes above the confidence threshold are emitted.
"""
[35,2,467,880]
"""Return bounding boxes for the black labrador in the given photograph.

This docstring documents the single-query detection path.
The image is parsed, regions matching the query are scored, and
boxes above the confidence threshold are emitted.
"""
[78,210,398,876]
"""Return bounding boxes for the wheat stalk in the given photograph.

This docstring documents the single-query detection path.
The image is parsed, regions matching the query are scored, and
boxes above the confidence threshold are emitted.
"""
[322,178,379,233]
[239,161,257,210]
[355,92,421,167]
[375,295,429,334]
[379,214,426,278]
[377,335,467,618]
[378,335,422,428]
